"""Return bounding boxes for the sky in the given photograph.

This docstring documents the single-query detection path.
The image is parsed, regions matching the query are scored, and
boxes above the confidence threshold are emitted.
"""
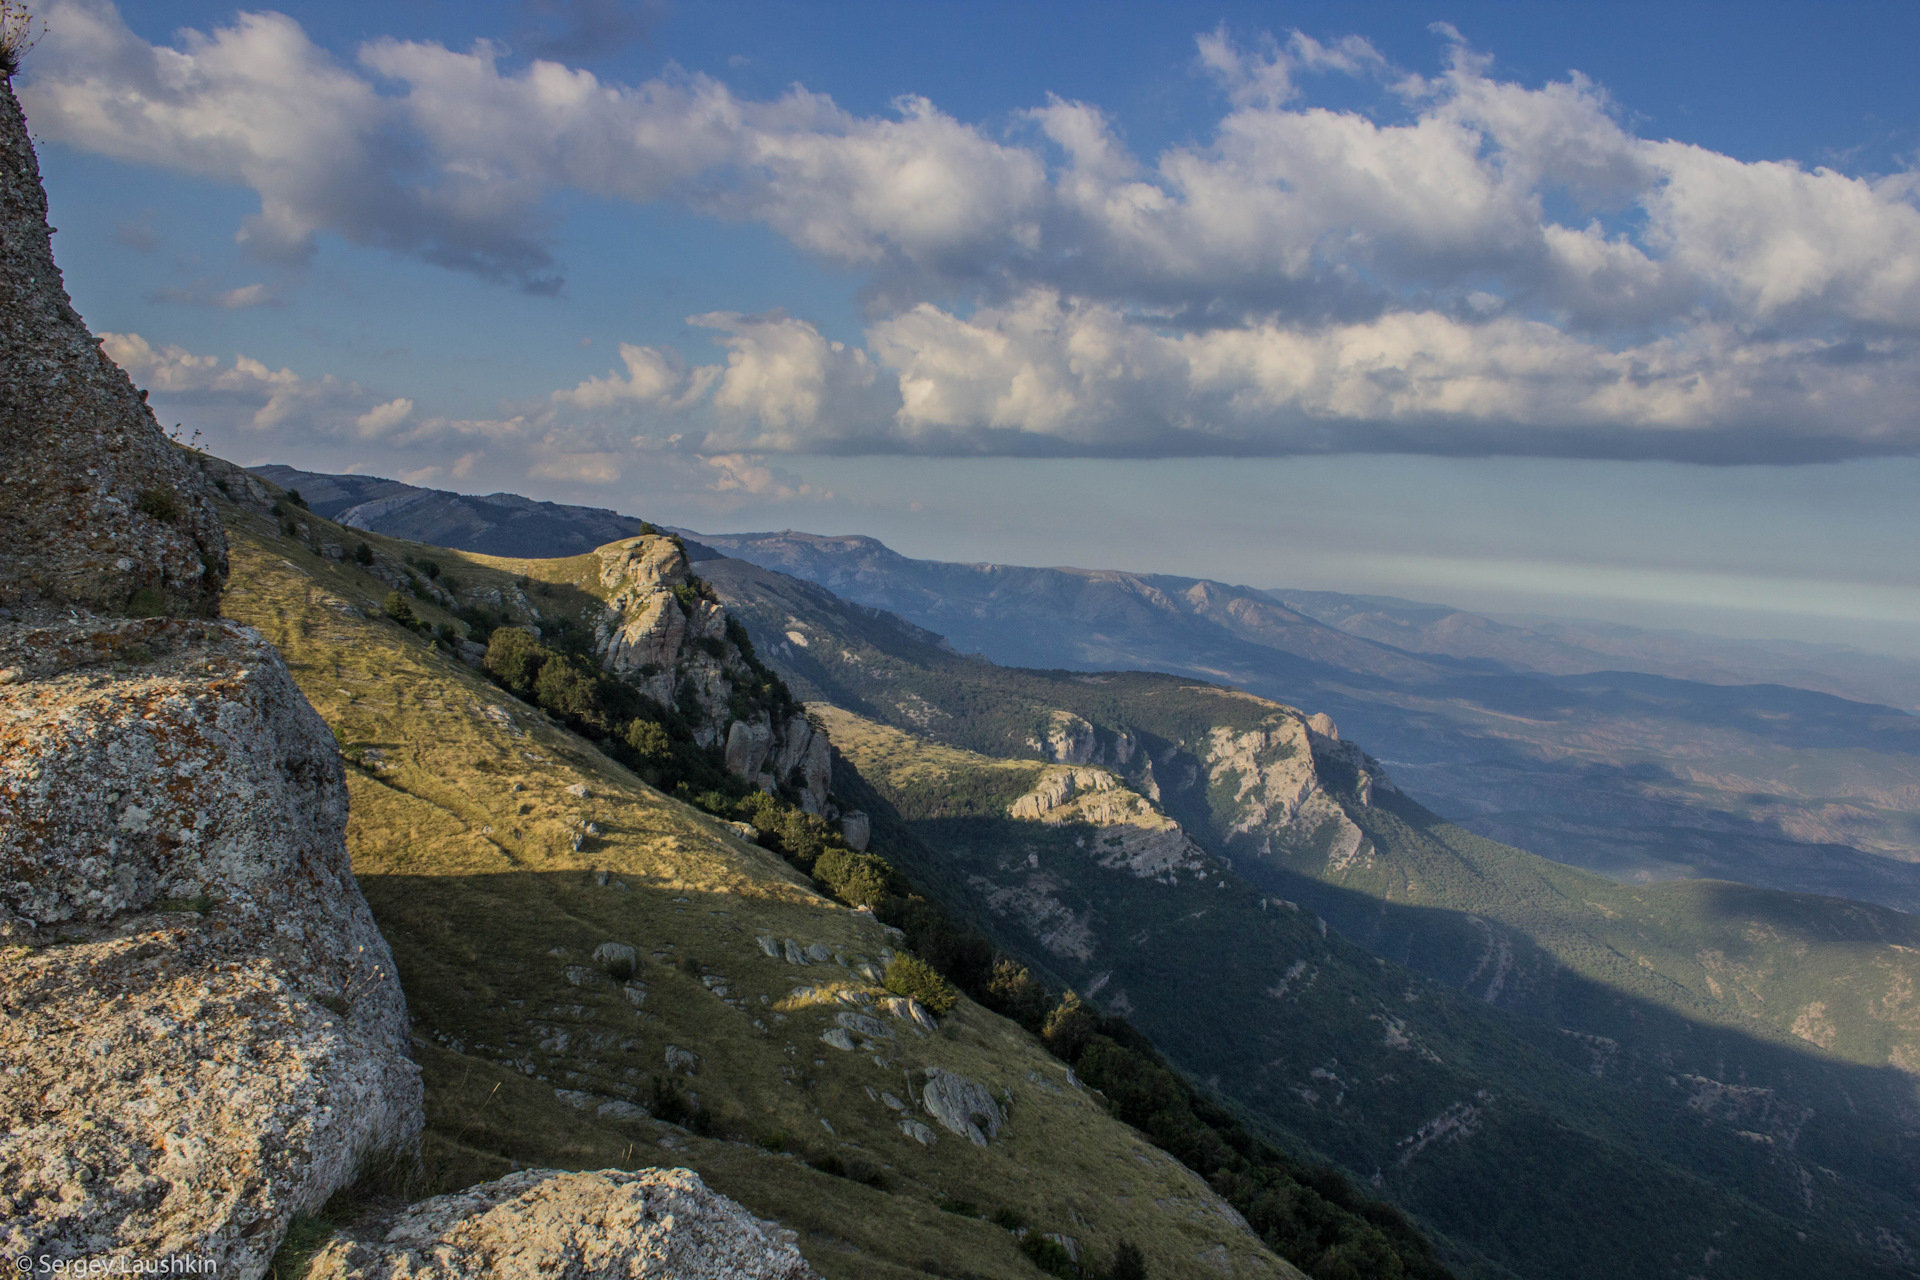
[16,0,1920,654]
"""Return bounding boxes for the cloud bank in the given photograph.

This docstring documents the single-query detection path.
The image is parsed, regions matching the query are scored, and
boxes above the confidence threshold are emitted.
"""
[29,3,1920,461]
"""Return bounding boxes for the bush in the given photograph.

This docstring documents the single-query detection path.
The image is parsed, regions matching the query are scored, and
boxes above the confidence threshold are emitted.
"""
[286,488,309,510]
[382,592,418,628]
[484,628,548,693]
[884,954,958,1015]
[1042,991,1098,1060]
[1020,1235,1077,1278]
[622,718,671,761]
[126,587,166,618]
[813,846,896,909]
[353,541,375,565]
[1104,1242,1148,1280]
[136,488,180,522]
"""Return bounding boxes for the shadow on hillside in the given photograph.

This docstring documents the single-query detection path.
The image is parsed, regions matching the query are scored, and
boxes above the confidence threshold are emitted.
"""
[843,779,1920,1280]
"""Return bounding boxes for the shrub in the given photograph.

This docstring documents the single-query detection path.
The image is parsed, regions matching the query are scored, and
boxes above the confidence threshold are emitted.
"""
[1019,1235,1077,1278]
[1042,991,1098,1061]
[136,488,180,523]
[884,954,958,1015]
[353,541,375,565]
[286,488,309,510]
[126,587,166,617]
[622,718,671,761]
[0,2,43,78]
[484,628,548,693]
[1104,1241,1148,1280]
[813,846,895,909]
[382,592,418,628]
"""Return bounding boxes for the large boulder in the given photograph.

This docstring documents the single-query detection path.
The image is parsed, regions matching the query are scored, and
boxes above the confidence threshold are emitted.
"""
[921,1068,1005,1147]
[0,80,224,616]
[0,617,421,1276]
[307,1167,819,1279]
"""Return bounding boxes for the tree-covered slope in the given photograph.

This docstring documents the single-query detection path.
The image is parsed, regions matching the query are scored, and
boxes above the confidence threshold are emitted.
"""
[700,553,1920,1280]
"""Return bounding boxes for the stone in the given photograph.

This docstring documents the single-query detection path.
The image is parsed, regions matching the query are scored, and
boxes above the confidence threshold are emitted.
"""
[593,941,638,973]
[0,624,421,1277]
[897,1118,937,1147]
[306,1167,818,1280]
[756,935,781,958]
[724,716,775,779]
[0,81,225,617]
[805,942,832,964]
[819,1027,856,1051]
[840,811,871,851]
[664,1045,699,1076]
[834,1011,893,1040]
[783,938,807,966]
[921,1069,1005,1146]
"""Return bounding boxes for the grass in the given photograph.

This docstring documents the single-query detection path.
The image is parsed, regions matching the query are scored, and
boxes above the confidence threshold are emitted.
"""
[213,487,1302,1280]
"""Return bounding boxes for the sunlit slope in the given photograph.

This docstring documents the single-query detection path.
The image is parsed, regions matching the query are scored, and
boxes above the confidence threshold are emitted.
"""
[214,495,1295,1280]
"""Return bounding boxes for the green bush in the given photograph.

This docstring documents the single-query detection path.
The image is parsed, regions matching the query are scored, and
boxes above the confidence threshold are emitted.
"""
[813,846,896,908]
[382,591,418,628]
[484,628,548,692]
[126,587,166,618]
[622,718,671,761]
[353,541,375,566]
[884,954,958,1014]
[1104,1241,1148,1280]
[1019,1235,1077,1278]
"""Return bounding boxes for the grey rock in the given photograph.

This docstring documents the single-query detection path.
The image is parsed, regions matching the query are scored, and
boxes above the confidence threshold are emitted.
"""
[921,1069,1005,1146]
[783,938,807,966]
[840,811,871,851]
[806,942,833,964]
[834,1011,893,1040]
[593,941,638,973]
[756,935,781,958]
[0,81,225,617]
[664,1046,700,1076]
[897,1118,937,1147]
[306,1167,818,1279]
[818,1027,857,1052]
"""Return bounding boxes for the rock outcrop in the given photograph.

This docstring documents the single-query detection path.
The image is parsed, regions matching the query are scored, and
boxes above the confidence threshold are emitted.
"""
[1009,765,1208,880]
[0,81,224,616]
[1205,710,1397,875]
[593,535,830,813]
[0,77,420,1279]
[0,617,422,1276]
[307,1168,819,1280]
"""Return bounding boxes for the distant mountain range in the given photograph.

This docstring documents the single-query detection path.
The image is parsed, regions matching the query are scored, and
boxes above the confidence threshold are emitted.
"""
[254,465,1920,911]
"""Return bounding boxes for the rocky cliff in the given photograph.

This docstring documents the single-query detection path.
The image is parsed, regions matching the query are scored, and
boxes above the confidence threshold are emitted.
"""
[593,535,830,814]
[0,74,419,1277]
[0,80,223,617]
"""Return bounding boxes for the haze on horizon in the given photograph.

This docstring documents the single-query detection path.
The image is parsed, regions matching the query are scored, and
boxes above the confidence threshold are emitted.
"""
[20,0,1920,656]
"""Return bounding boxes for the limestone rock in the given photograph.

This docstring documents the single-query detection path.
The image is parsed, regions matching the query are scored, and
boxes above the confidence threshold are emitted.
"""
[0,82,225,616]
[840,811,871,851]
[591,537,830,812]
[593,942,638,974]
[921,1068,1004,1146]
[0,617,421,1276]
[306,1167,818,1280]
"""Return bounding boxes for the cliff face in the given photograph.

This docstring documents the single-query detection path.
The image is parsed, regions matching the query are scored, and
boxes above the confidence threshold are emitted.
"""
[0,82,224,616]
[0,76,420,1278]
[593,535,830,814]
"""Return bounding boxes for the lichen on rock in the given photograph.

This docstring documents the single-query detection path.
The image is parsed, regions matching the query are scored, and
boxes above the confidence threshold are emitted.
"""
[305,1167,820,1280]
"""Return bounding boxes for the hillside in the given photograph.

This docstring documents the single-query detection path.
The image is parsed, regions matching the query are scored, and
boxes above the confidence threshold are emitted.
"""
[683,529,1920,914]
[206,476,1296,1280]
[695,551,1920,1280]
[251,468,1920,914]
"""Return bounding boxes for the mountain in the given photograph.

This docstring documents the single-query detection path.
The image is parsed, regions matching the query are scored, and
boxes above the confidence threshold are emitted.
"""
[693,551,1920,1279]
[686,530,1920,914]
[252,464,649,558]
[1272,589,1920,713]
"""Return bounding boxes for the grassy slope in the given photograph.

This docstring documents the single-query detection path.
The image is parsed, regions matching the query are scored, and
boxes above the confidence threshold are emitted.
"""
[216,499,1296,1280]
[702,560,1920,1280]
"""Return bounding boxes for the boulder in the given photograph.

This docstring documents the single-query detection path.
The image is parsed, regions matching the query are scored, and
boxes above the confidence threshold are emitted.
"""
[921,1069,1005,1146]
[840,811,871,852]
[306,1167,818,1280]
[0,619,421,1276]
[0,81,225,616]
[724,716,774,779]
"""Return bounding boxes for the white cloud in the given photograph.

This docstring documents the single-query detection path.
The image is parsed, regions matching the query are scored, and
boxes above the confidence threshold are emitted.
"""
[101,331,385,434]
[39,7,1920,460]
[354,398,415,436]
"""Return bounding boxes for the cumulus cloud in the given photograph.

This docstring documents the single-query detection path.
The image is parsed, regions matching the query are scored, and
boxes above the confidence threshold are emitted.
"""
[101,331,387,434]
[145,280,280,309]
[37,6,1920,460]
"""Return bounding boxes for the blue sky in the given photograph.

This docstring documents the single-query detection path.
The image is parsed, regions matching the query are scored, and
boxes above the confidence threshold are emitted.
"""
[18,0,1920,652]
